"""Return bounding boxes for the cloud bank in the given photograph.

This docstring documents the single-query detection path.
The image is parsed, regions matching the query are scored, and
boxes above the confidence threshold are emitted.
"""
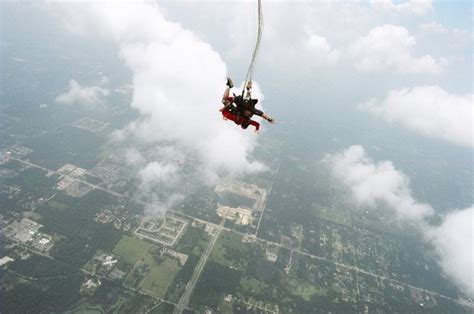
[360,86,474,148]
[420,22,449,34]
[428,207,474,297]
[55,79,109,107]
[326,145,433,222]
[371,0,433,15]
[50,0,266,215]
[326,145,474,296]
[306,34,340,66]
[156,1,473,81]
[350,25,445,74]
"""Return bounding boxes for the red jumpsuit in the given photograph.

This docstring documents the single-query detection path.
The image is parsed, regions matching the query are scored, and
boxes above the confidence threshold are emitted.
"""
[221,96,260,131]
[222,109,260,131]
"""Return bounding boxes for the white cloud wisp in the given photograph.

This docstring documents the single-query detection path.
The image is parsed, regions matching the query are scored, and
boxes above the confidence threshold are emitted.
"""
[371,0,433,15]
[306,34,340,66]
[326,145,433,222]
[350,25,445,74]
[326,145,474,297]
[55,79,109,107]
[427,207,474,297]
[360,86,474,148]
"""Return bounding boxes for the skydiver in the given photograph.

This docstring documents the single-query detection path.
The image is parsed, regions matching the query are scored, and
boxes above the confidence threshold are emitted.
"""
[220,78,260,131]
[219,77,274,132]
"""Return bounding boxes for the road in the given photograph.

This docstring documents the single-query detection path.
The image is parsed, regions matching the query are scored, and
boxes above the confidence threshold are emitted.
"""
[254,160,280,238]
[8,156,122,197]
[174,211,228,314]
[7,156,474,310]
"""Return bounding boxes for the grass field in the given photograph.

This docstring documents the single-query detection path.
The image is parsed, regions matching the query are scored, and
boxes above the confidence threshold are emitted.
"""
[312,207,352,227]
[67,304,104,314]
[140,256,181,298]
[220,299,233,313]
[287,277,327,301]
[48,199,69,210]
[209,231,249,271]
[112,235,153,264]
[240,276,269,296]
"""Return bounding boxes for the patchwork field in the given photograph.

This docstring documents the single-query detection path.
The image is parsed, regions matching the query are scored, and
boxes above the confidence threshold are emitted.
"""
[140,256,181,298]
[112,235,153,264]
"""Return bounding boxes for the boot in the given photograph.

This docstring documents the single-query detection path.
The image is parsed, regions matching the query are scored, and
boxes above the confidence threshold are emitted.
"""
[226,77,234,88]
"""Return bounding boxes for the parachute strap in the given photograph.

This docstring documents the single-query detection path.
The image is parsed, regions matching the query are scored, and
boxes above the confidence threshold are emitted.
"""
[242,0,263,97]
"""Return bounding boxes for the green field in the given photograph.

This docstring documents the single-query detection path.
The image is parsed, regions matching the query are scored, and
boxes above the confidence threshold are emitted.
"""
[112,235,153,264]
[209,231,249,271]
[286,277,327,301]
[48,199,69,210]
[140,256,181,298]
[220,299,233,313]
[67,304,104,314]
[312,206,352,227]
[240,276,269,296]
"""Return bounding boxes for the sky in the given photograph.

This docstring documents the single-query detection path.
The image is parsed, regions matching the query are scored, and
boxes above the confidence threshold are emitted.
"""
[3,0,473,299]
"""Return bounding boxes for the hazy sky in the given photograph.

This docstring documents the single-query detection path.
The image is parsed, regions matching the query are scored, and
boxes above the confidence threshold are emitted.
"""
[2,0,473,297]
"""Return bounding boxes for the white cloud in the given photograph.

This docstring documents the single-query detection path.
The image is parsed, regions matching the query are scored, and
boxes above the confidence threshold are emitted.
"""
[306,34,340,66]
[327,146,474,297]
[49,0,268,214]
[420,22,448,34]
[350,25,445,74]
[137,161,183,216]
[359,86,474,148]
[419,22,472,48]
[371,0,433,15]
[55,79,109,107]
[208,2,344,71]
[125,148,146,166]
[325,145,433,222]
[138,161,179,188]
[153,2,472,80]
[427,207,474,297]
[142,193,184,217]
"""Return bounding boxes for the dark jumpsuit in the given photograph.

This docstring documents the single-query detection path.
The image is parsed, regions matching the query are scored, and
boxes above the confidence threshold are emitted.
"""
[222,95,263,131]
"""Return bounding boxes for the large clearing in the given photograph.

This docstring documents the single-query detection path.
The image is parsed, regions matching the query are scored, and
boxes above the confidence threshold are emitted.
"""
[312,207,352,227]
[209,230,249,271]
[286,277,327,301]
[140,256,181,298]
[112,235,153,264]
[68,304,104,314]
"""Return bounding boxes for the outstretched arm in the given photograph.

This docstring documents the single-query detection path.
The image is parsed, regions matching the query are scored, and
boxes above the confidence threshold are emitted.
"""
[262,113,275,123]
[253,109,275,123]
